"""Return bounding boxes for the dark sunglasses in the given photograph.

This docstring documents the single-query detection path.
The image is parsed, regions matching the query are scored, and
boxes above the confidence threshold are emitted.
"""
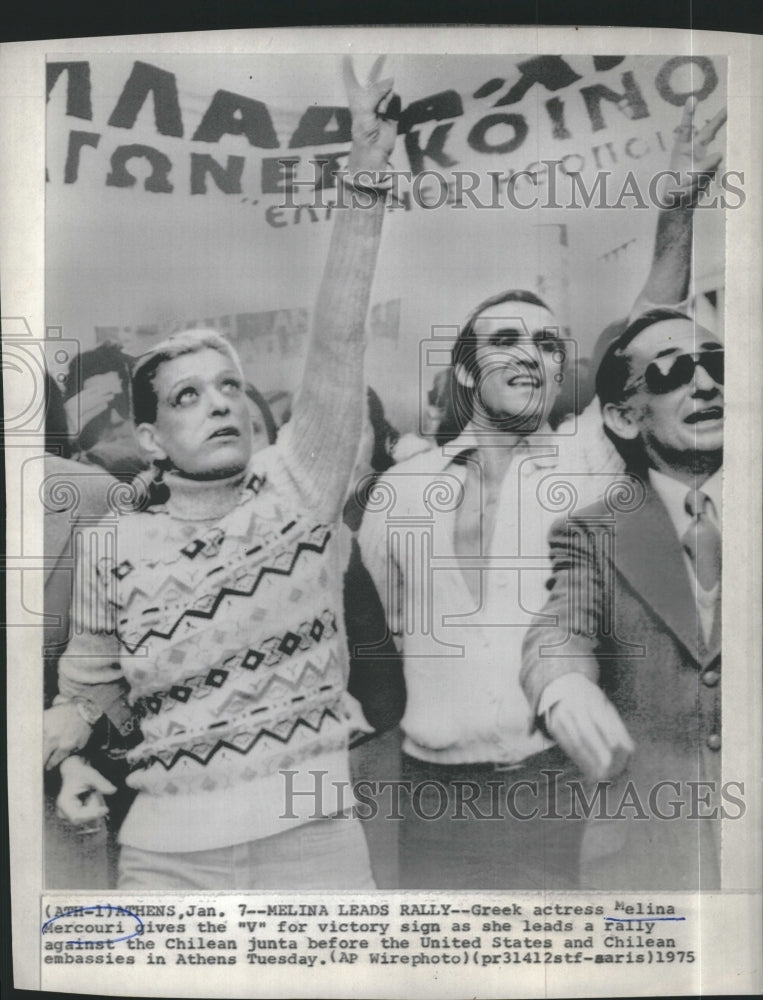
[625,349,724,396]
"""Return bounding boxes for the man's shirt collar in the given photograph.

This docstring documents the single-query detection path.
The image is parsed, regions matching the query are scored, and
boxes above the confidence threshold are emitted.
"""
[649,465,723,535]
[443,422,559,471]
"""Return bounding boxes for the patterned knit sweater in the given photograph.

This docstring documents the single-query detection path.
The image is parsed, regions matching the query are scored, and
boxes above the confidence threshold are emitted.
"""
[57,194,386,853]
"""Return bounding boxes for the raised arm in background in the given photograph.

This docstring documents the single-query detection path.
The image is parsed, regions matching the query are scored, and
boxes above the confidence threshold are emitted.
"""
[632,97,727,314]
[279,57,397,520]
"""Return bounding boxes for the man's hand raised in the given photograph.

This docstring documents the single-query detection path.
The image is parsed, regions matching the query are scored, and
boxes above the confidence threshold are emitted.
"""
[343,56,397,186]
[634,96,727,309]
[665,96,727,208]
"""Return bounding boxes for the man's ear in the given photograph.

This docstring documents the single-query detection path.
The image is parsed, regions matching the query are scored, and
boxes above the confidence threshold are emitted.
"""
[601,401,640,440]
[136,422,168,463]
[454,363,475,389]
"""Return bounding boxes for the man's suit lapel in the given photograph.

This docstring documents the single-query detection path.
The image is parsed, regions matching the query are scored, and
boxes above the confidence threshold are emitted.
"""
[612,484,705,665]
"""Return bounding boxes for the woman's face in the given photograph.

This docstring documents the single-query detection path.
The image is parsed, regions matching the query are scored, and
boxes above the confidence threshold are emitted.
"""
[138,348,253,479]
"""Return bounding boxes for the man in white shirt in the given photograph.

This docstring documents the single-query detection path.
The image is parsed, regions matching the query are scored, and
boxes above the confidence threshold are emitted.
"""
[521,309,724,889]
[359,288,603,888]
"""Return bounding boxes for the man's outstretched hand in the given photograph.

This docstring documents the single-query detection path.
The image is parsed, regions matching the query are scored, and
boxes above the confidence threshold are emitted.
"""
[343,56,397,185]
[666,96,727,207]
[545,675,635,782]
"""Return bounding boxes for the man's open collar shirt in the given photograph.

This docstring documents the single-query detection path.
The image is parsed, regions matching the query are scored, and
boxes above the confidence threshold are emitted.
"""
[359,423,575,766]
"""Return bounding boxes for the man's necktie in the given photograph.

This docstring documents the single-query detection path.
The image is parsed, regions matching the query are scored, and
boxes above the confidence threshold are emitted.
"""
[682,489,722,591]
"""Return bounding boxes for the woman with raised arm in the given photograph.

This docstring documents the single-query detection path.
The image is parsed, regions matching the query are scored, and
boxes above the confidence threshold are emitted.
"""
[49,57,397,891]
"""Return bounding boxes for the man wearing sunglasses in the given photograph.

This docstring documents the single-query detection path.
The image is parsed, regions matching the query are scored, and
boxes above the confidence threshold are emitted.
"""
[521,308,724,890]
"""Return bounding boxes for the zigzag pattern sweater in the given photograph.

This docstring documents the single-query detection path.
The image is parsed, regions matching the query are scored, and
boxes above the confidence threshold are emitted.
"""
[57,194,385,852]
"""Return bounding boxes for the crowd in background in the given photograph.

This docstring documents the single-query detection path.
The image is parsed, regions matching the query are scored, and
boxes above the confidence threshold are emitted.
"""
[41,68,726,892]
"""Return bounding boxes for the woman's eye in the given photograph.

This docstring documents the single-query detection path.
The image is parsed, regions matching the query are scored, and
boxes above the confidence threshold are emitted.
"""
[221,378,242,395]
[175,386,198,406]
